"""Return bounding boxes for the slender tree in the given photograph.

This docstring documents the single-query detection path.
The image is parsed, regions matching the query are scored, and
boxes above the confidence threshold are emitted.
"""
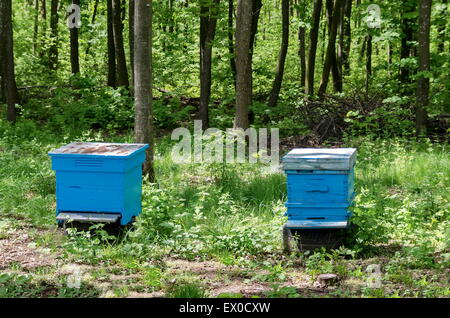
[341,0,352,74]
[400,0,417,85]
[325,0,342,92]
[416,0,432,135]
[365,34,372,93]
[249,0,262,57]
[318,0,343,97]
[134,0,154,179]
[296,0,307,89]
[437,0,447,53]
[267,0,289,107]
[33,0,39,54]
[199,0,220,129]
[0,0,19,122]
[38,0,47,59]
[69,0,80,74]
[227,0,237,85]
[85,0,100,55]
[112,0,129,87]
[305,0,323,95]
[48,0,59,71]
[234,0,253,129]
[107,0,116,87]
[129,0,135,91]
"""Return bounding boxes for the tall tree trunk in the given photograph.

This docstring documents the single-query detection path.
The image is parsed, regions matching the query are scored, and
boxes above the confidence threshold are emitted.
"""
[437,0,447,53]
[69,0,80,74]
[129,0,135,91]
[365,34,372,93]
[85,0,100,55]
[325,0,342,92]
[33,0,39,54]
[112,0,129,87]
[305,0,322,95]
[400,0,417,85]
[0,0,19,122]
[199,0,220,129]
[39,0,47,59]
[234,0,253,129]
[228,0,236,85]
[48,0,59,71]
[249,0,262,57]
[416,0,432,136]
[107,0,116,87]
[318,0,343,97]
[134,0,154,180]
[267,0,289,107]
[341,0,352,75]
[297,0,306,89]
[169,0,174,33]
[387,42,393,74]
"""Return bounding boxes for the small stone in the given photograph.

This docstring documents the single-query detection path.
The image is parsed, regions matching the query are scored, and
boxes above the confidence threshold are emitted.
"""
[317,274,339,287]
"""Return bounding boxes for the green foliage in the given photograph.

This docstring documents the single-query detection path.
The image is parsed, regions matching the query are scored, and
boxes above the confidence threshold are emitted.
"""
[0,273,100,298]
[344,102,415,139]
[21,85,134,132]
[167,281,207,298]
[265,285,300,298]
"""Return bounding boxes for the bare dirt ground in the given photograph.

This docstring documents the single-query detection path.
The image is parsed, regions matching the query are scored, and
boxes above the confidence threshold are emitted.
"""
[0,226,343,298]
[0,229,57,270]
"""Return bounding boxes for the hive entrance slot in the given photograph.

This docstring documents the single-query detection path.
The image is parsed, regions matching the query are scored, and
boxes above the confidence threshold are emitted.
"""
[306,217,326,220]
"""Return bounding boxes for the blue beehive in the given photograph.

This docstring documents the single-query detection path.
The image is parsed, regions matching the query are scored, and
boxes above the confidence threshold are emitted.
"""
[48,142,149,225]
[281,148,357,230]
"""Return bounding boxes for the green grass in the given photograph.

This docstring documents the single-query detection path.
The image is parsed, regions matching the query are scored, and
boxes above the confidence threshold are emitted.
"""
[0,119,449,297]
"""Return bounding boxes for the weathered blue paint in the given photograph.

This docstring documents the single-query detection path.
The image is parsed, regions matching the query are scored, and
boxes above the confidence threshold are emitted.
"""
[282,148,357,229]
[48,142,149,225]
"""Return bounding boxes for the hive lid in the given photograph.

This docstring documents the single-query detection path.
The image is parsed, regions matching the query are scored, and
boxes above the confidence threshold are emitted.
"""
[281,148,357,171]
[48,142,149,157]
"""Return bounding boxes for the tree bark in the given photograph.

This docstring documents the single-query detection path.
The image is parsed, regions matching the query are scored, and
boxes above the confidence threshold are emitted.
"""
[296,0,306,89]
[134,0,154,180]
[305,0,322,95]
[39,0,47,59]
[234,0,253,129]
[33,0,39,54]
[129,0,135,91]
[341,0,352,75]
[228,0,236,85]
[48,0,59,71]
[69,0,80,74]
[107,0,116,87]
[267,0,289,107]
[199,0,220,129]
[249,0,262,58]
[85,0,100,55]
[325,0,342,93]
[437,0,447,53]
[0,0,20,122]
[317,0,343,97]
[112,0,129,88]
[416,0,432,136]
[365,34,372,93]
[400,0,417,85]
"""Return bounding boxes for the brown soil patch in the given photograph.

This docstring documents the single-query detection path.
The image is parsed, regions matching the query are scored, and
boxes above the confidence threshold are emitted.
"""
[165,258,228,279]
[0,230,57,270]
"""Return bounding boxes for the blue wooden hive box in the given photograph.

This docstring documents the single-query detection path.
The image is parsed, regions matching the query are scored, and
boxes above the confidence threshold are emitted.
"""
[281,148,357,230]
[48,142,149,225]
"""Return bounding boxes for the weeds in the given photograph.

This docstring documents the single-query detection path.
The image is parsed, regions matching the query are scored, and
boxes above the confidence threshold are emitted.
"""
[0,119,448,297]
